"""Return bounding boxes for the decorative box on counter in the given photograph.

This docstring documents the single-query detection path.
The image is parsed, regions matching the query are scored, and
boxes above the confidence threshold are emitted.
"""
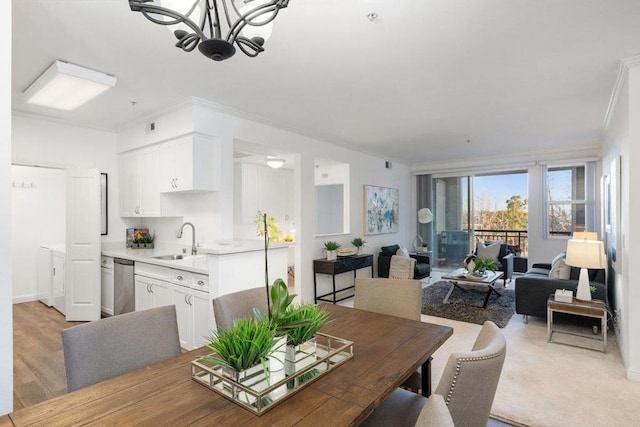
[126,228,154,249]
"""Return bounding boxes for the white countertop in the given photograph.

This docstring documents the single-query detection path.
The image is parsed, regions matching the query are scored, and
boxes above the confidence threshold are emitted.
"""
[101,239,293,274]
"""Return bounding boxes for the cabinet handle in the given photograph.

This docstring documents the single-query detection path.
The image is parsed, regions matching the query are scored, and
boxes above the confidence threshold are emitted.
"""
[184,294,189,305]
[53,268,56,276]
[149,284,154,293]
[188,295,193,306]
[197,280,205,286]
[177,275,184,281]
[174,178,178,189]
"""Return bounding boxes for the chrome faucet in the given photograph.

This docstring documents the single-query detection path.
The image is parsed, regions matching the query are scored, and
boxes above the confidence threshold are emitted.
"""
[177,222,197,255]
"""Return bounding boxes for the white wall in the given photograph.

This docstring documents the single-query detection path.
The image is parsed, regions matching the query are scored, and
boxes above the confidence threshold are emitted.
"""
[11,166,65,302]
[12,114,126,243]
[1,0,13,414]
[601,58,640,380]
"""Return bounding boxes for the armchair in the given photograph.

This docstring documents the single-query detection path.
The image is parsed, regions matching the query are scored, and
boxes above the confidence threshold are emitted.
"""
[378,244,430,280]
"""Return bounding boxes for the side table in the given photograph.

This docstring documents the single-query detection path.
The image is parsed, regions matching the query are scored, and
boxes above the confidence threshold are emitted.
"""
[547,295,607,352]
[313,254,373,304]
[513,256,528,273]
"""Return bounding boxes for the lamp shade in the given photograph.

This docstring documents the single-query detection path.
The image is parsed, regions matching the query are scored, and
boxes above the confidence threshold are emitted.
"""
[565,239,606,269]
[573,231,598,240]
[417,208,433,224]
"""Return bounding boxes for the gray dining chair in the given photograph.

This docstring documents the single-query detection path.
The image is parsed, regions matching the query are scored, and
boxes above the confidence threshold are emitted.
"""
[62,305,182,392]
[361,320,507,427]
[354,277,423,393]
[212,286,269,330]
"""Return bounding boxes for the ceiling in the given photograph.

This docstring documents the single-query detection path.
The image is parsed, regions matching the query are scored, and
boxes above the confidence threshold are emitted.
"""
[11,0,640,165]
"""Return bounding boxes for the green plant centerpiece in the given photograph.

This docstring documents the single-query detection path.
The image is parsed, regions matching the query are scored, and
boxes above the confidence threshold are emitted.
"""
[470,256,498,276]
[201,317,276,382]
[266,279,331,375]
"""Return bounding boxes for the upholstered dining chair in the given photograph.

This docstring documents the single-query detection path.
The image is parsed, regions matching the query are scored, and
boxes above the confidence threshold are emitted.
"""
[389,255,416,279]
[62,305,182,392]
[361,321,507,427]
[354,277,423,392]
[212,286,269,330]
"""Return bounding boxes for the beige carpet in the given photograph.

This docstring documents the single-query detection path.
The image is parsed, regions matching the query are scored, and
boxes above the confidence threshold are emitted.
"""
[423,313,640,427]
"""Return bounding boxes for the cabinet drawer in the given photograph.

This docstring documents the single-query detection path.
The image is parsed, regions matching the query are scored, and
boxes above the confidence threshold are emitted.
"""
[101,256,114,269]
[171,270,209,291]
[135,263,172,281]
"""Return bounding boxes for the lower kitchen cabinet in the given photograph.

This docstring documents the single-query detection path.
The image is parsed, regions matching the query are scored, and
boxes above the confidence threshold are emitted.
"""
[134,275,173,312]
[100,256,114,316]
[173,286,210,350]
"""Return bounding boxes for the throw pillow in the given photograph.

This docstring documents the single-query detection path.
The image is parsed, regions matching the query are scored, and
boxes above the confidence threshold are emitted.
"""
[396,247,410,258]
[477,242,501,263]
[381,244,400,257]
[549,252,571,280]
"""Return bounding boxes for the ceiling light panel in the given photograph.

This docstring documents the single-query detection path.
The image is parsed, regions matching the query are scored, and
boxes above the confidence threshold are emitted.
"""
[24,61,117,110]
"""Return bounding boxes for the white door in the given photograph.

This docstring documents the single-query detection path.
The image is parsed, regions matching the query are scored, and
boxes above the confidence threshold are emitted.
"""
[65,169,101,321]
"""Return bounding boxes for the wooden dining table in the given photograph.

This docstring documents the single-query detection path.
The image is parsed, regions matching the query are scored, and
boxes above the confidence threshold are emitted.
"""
[7,304,453,426]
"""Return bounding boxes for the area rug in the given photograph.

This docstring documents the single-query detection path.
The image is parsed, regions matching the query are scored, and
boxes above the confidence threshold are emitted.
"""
[421,281,515,328]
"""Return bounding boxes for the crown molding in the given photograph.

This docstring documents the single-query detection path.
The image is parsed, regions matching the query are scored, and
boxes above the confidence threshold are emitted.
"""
[602,55,640,135]
[411,144,601,175]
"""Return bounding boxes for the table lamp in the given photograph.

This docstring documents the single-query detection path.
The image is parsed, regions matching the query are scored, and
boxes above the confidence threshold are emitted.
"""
[565,239,606,301]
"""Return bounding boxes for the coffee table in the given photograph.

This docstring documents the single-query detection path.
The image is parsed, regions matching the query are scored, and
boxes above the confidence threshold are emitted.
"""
[441,268,504,308]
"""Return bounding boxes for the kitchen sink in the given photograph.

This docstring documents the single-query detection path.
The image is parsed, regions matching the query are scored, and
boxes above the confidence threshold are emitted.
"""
[151,254,188,260]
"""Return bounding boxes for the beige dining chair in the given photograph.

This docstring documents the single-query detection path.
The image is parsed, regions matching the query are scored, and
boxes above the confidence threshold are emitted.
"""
[212,286,269,330]
[354,277,423,392]
[389,255,416,279]
[361,320,507,427]
[62,305,182,392]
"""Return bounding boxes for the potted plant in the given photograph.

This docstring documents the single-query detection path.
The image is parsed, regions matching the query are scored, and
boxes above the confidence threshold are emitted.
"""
[323,241,341,260]
[470,256,498,277]
[263,279,330,375]
[200,317,277,386]
[351,237,366,255]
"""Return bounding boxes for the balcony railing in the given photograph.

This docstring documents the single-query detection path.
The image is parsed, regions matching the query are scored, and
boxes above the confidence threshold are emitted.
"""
[473,229,528,255]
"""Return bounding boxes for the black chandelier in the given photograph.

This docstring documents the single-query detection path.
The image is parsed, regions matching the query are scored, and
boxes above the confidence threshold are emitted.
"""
[129,0,289,61]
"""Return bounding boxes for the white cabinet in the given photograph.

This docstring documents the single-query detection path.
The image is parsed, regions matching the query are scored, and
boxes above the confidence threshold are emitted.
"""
[100,256,114,316]
[172,271,210,350]
[119,147,161,217]
[52,250,66,315]
[236,163,293,224]
[159,135,220,193]
[135,262,210,350]
[134,275,173,312]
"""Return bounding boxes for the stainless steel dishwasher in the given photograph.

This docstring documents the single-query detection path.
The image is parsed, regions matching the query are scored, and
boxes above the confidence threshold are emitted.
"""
[113,257,135,315]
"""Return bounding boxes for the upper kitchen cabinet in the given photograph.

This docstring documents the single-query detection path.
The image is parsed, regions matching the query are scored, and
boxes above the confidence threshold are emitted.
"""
[119,147,161,217]
[235,162,293,224]
[159,135,220,193]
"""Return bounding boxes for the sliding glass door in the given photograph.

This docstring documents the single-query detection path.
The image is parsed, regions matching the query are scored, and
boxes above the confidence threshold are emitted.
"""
[432,176,472,269]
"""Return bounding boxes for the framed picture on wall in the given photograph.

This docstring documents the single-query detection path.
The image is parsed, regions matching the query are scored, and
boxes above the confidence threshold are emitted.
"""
[364,185,399,235]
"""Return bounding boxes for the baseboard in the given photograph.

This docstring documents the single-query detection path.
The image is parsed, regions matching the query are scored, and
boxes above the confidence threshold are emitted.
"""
[627,368,640,381]
[13,294,39,304]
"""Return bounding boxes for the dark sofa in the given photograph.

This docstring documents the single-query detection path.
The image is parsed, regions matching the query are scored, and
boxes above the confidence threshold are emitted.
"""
[378,244,431,280]
[515,263,606,321]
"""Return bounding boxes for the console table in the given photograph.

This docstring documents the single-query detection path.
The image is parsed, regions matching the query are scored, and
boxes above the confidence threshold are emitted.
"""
[314,254,373,303]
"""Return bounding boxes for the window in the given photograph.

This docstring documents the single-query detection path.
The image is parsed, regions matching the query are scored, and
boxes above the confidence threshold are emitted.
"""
[546,165,586,236]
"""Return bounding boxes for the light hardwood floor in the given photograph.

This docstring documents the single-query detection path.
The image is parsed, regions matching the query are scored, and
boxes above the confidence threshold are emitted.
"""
[12,301,84,410]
